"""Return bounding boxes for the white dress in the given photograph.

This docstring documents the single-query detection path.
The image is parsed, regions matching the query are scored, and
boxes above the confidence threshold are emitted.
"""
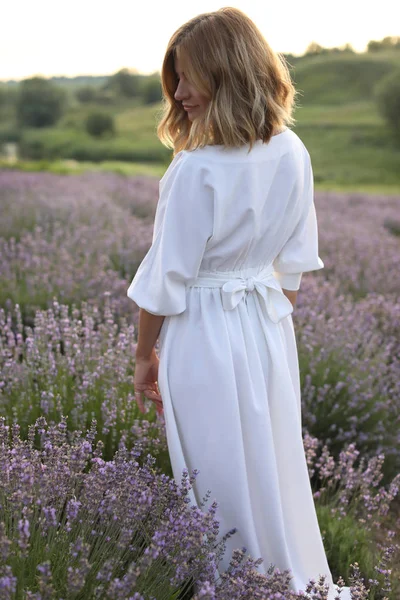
[127,128,351,599]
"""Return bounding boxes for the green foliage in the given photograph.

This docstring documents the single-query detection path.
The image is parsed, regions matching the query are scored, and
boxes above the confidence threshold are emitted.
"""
[7,101,400,189]
[0,125,22,143]
[2,50,400,190]
[292,53,396,105]
[16,126,171,164]
[93,88,118,106]
[142,76,163,105]
[367,36,400,52]
[15,76,67,128]
[0,158,168,178]
[316,505,377,595]
[294,120,400,188]
[305,42,325,55]
[75,85,98,103]
[17,128,79,160]
[383,217,400,237]
[103,68,143,98]
[373,69,400,135]
[85,111,115,138]
[298,345,393,467]
[304,42,356,56]
[0,85,18,111]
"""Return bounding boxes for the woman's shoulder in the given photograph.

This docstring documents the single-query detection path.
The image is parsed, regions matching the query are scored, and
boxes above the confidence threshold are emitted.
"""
[161,129,310,184]
[159,148,214,192]
[179,127,307,160]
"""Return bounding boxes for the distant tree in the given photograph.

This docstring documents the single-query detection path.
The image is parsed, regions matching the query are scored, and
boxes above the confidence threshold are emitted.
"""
[0,85,18,110]
[103,68,142,98]
[367,40,383,52]
[381,36,400,49]
[305,42,325,55]
[142,76,162,104]
[85,111,115,138]
[367,36,400,52]
[95,89,118,105]
[76,86,97,103]
[374,69,400,136]
[0,87,8,111]
[341,43,355,53]
[282,52,296,62]
[15,77,66,127]
[302,42,354,58]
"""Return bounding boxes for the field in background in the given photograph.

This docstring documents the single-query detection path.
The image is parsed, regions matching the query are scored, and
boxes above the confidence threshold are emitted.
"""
[1,49,400,193]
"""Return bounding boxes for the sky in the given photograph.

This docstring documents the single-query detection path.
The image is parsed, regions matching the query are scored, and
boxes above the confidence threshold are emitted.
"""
[1,0,399,81]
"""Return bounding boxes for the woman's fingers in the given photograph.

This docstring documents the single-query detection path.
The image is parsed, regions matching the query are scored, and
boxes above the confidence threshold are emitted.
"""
[135,389,163,415]
[142,389,162,403]
[135,391,146,413]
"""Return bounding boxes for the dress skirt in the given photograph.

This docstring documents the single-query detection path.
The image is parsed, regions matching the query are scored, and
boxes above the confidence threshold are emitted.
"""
[156,263,351,600]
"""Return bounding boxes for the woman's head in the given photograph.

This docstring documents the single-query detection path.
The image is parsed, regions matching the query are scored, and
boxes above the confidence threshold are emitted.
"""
[157,7,298,155]
[173,47,210,123]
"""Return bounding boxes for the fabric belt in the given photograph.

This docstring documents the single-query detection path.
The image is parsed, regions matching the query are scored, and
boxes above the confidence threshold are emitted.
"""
[186,263,294,324]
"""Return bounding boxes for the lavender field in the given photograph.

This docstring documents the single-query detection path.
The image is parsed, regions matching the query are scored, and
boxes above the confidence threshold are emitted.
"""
[0,168,400,599]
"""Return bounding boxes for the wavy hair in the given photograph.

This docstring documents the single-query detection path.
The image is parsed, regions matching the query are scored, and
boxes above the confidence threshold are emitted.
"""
[156,7,299,155]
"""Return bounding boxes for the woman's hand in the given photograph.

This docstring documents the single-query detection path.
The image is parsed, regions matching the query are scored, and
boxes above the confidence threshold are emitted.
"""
[134,349,164,416]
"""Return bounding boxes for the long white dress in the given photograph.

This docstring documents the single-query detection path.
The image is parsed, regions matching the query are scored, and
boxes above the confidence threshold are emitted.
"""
[127,128,351,599]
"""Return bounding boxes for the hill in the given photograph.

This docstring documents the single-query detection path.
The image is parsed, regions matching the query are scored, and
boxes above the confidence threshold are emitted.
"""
[289,50,399,105]
[1,50,400,192]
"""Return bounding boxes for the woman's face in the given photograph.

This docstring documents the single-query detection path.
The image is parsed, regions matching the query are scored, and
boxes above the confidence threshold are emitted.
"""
[173,51,210,121]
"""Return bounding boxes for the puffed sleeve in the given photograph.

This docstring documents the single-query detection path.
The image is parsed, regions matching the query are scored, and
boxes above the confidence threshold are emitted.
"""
[273,152,324,291]
[127,152,214,316]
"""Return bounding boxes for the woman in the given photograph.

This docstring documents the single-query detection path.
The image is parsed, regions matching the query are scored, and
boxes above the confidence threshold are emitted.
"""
[127,7,351,599]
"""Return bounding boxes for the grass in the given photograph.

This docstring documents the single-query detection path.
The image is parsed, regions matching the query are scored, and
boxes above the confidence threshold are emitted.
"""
[0,157,164,178]
[2,108,400,197]
[1,50,400,192]
[296,100,383,126]
[295,124,400,189]
[290,50,400,105]
[1,157,400,195]
[316,504,380,598]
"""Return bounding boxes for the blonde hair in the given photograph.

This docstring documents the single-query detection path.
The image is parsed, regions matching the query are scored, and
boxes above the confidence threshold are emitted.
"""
[156,7,299,156]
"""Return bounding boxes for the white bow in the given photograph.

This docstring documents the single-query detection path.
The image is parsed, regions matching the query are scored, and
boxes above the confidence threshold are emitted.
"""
[220,274,293,323]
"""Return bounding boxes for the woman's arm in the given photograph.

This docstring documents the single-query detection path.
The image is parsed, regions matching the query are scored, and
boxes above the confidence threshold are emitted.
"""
[282,288,298,308]
[135,309,165,360]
